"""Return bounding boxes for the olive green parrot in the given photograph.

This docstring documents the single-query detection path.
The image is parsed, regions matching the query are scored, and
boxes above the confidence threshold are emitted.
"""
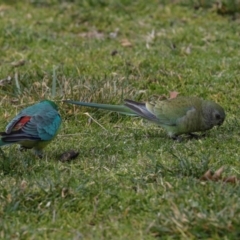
[0,100,61,156]
[64,96,225,139]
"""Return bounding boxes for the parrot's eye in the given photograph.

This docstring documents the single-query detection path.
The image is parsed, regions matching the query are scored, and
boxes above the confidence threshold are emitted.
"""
[215,114,221,120]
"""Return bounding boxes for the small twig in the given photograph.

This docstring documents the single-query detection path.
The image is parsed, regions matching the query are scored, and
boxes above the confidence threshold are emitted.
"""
[52,66,58,98]
[11,59,25,67]
[84,112,108,132]
[14,72,21,94]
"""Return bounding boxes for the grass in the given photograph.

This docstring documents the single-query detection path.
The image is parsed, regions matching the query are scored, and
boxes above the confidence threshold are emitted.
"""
[0,0,240,239]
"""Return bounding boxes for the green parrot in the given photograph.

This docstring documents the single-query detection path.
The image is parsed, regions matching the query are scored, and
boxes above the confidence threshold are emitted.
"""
[0,100,61,156]
[64,96,225,139]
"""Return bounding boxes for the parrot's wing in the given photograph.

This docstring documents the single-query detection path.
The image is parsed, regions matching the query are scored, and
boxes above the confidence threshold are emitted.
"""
[6,115,31,134]
[1,115,41,142]
[3,107,61,142]
[23,110,61,141]
[5,101,46,134]
[149,99,196,126]
[124,99,159,122]
[124,99,195,126]
[0,130,40,142]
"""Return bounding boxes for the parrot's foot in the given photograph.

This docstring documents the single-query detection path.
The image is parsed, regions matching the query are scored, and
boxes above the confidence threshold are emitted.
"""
[172,133,206,142]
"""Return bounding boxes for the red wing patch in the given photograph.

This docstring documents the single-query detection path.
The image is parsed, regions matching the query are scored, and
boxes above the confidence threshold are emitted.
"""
[13,116,31,131]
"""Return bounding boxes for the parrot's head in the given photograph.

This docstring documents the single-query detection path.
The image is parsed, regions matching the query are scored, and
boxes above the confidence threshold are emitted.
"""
[41,100,59,110]
[204,101,225,127]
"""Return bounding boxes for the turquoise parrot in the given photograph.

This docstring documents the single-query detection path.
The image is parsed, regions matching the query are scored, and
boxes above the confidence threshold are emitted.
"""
[64,96,225,139]
[0,100,61,156]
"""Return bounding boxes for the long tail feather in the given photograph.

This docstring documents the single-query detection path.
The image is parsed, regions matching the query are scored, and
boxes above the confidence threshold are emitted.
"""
[124,99,158,122]
[64,100,138,116]
[0,131,40,144]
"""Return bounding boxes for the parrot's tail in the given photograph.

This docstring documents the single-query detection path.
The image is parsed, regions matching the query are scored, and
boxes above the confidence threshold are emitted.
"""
[0,130,40,148]
[64,100,138,116]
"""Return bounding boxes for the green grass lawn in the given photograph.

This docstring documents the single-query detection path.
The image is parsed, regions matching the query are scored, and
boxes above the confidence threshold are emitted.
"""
[1,0,240,239]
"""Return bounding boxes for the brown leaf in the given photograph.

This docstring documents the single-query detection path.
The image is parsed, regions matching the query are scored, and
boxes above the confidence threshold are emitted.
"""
[149,91,180,103]
[223,176,238,184]
[212,166,224,180]
[150,94,168,101]
[169,91,179,99]
[200,169,212,181]
[200,166,239,184]
[121,39,132,47]
[59,150,79,162]
[61,188,69,198]
[11,59,26,67]
[0,4,11,12]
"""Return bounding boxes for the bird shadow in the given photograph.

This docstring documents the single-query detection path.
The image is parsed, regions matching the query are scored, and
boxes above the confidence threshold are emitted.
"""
[173,133,208,142]
[133,130,208,142]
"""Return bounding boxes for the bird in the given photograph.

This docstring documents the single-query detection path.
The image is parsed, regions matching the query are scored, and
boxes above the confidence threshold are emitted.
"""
[0,100,61,156]
[64,96,225,140]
